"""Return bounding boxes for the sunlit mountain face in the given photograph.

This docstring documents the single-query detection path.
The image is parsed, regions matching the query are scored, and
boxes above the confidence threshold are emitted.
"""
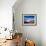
[24,16,34,24]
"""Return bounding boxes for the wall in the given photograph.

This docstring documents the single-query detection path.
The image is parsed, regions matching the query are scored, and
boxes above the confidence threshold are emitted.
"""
[41,0,46,46]
[0,0,16,30]
[13,0,41,46]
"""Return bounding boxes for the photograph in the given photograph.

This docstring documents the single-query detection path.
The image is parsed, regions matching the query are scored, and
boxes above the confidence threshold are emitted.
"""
[22,14,37,26]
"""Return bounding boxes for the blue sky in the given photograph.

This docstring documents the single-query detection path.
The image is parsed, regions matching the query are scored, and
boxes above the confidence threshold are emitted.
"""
[24,16,34,20]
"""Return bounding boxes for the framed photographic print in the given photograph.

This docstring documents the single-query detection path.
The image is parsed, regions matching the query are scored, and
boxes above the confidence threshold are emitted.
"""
[22,14,37,26]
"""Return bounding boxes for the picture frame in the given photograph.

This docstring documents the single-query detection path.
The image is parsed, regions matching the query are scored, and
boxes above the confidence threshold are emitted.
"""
[22,14,37,26]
